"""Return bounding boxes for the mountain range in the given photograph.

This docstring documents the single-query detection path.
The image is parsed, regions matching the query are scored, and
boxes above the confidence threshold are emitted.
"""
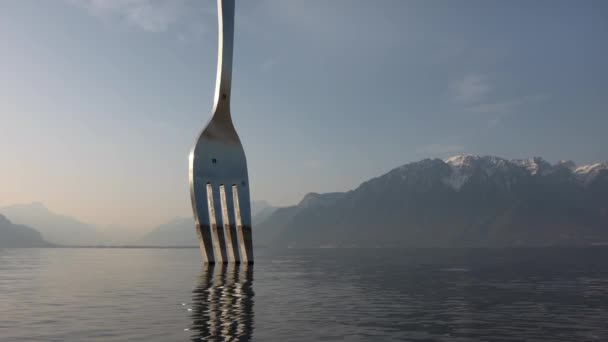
[0,200,276,247]
[0,202,98,245]
[136,201,277,246]
[256,155,608,247]
[3,155,607,248]
[0,214,49,247]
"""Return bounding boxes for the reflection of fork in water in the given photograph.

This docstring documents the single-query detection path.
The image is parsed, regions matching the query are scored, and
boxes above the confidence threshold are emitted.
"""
[190,264,254,341]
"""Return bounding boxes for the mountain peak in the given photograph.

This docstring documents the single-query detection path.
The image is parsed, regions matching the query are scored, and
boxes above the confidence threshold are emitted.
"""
[575,162,608,183]
[575,163,608,174]
[441,155,608,181]
[444,154,479,167]
[4,202,49,212]
[298,192,345,208]
[556,160,576,170]
[444,154,512,169]
[258,154,608,248]
[0,213,49,247]
[0,213,11,225]
[0,202,97,245]
[512,157,551,175]
[394,154,608,192]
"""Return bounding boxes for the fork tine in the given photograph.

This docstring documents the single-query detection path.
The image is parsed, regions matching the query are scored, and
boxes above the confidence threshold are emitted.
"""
[227,188,242,263]
[195,222,215,264]
[232,185,253,264]
[195,183,215,264]
[220,185,239,263]
[207,183,227,263]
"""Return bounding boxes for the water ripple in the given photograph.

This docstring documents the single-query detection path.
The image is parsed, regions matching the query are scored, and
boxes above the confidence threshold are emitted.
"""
[1,247,608,341]
[188,264,254,341]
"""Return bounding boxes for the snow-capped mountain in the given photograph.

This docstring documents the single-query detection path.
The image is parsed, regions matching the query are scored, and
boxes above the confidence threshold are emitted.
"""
[448,154,607,184]
[257,155,608,247]
[441,154,607,190]
[575,163,608,183]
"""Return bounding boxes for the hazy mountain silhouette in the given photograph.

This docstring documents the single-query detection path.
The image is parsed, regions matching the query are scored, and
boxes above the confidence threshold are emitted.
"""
[257,155,608,247]
[0,203,97,245]
[251,200,274,218]
[137,200,276,246]
[0,214,50,247]
[137,216,196,246]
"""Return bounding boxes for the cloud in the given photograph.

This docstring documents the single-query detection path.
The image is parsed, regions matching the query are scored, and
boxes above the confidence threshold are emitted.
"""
[466,94,548,115]
[467,98,523,114]
[450,74,489,104]
[449,74,548,128]
[67,0,195,32]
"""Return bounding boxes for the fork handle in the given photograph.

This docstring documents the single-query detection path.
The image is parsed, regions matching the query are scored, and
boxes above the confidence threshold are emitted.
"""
[213,0,235,114]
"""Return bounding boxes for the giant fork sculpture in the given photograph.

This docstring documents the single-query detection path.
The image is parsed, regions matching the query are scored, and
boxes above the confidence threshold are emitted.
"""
[189,0,253,264]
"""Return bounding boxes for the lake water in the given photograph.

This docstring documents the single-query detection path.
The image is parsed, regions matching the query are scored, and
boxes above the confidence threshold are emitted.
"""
[1,247,608,341]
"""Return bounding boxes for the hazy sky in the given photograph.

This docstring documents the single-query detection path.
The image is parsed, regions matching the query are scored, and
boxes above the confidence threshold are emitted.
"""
[1,0,607,230]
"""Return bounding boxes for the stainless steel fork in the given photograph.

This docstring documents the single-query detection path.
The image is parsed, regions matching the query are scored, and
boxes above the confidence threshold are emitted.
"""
[189,0,253,264]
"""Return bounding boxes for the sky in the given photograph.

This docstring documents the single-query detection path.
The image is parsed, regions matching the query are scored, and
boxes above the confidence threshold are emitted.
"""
[1,0,607,231]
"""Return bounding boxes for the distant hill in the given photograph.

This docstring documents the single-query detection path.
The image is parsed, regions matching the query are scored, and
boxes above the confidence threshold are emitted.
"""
[137,216,196,246]
[137,200,277,246]
[0,214,50,247]
[0,203,97,245]
[256,155,608,248]
[251,200,274,219]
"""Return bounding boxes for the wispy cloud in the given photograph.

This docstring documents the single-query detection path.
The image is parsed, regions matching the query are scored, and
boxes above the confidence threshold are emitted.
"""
[450,74,489,104]
[450,74,548,127]
[67,0,206,33]
[466,94,547,115]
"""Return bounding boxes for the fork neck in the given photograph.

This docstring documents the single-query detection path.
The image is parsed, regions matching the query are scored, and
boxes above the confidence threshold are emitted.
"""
[212,0,235,116]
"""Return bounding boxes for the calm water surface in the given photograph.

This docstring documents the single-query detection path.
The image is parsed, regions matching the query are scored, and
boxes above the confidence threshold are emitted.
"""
[1,247,608,341]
